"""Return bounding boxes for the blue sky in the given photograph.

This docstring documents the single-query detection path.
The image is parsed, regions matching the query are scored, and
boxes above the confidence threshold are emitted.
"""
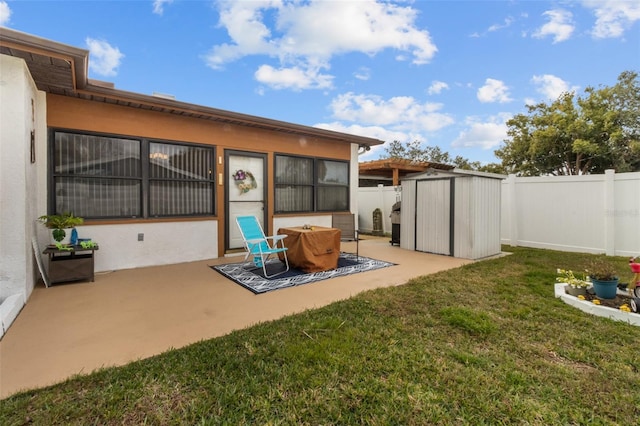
[2,1,639,164]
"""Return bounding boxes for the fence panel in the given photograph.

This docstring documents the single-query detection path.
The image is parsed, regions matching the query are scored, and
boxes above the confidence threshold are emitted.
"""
[501,170,639,257]
[357,186,400,234]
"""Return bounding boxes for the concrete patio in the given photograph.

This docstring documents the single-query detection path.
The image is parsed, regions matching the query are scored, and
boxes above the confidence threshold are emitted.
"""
[0,237,472,399]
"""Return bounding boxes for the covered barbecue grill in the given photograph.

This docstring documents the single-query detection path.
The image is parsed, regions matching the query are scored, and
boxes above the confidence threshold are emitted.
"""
[390,201,401,245]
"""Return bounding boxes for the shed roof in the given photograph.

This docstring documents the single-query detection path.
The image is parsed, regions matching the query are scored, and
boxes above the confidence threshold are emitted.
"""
[403,168,506,181]
[0,27,383,148]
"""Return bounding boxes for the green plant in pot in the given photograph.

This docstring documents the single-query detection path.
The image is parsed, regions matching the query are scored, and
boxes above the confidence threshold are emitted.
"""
[556,268,589,296]
[586,256,619,299]
[38,212,84,245]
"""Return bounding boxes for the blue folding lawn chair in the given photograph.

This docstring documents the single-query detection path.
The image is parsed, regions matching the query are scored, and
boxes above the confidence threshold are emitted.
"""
[236,215,289,278]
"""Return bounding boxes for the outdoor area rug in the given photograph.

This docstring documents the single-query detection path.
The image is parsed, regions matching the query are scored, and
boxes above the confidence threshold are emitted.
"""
[211,253,395,294]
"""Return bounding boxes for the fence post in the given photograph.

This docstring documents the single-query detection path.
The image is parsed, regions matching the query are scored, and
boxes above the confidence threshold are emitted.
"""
[507,174,518,247]
[604,169,615,256]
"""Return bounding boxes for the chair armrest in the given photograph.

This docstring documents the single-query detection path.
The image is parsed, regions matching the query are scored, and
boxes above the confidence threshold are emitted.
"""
[265,234,287,248]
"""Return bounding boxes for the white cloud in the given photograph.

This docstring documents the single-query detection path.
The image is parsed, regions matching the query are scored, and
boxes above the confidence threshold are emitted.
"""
[427,80,449,95]
[470,15,517,38]
[583,0,640,38]
[452,114,511,150]
[0,1,11,26]
[329,92,454,132]
[354,67,371,81]
[488,16,514,32]
[152,0,173,16]
[316,121,407,146]
[531,74,579,100]
[477,78,512,103]
[533,9,575,43]
[255,64,333,90]
[315,92,455,153]
[204,0,437,90]
[313,121,419,161]
[85,38,124,77]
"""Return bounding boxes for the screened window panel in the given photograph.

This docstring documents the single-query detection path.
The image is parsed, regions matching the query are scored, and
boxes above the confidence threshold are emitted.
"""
[275,156,313,185]
[149,142,214,216]
[275,185,313,212]
[317,160,348,185]
[54,177,141,218]
[317,186,348,211]
[317,160,348,211]
[150,143,213,180]
[149,181,213,216]
[54,132,140,177]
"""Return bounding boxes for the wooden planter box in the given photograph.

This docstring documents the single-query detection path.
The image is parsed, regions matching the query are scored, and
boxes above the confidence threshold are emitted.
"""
[43,246,98,285]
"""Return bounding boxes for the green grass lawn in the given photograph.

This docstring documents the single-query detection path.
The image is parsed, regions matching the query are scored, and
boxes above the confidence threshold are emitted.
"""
[2,247,639,425]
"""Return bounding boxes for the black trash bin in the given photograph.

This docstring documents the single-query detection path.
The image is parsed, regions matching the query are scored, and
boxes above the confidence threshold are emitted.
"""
[390,201,401,245]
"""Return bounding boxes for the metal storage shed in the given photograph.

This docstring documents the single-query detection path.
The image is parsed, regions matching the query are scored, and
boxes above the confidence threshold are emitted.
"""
[400,169,506,260]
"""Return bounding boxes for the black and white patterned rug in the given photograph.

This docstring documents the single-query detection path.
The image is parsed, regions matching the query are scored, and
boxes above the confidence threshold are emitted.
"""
[211,253,395,294]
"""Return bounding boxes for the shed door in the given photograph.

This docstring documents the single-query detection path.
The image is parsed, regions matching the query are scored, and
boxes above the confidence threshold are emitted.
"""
[415,179,452,255]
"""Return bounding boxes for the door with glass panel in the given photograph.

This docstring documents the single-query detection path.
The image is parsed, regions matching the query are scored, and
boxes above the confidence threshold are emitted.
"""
[226,151,267,250]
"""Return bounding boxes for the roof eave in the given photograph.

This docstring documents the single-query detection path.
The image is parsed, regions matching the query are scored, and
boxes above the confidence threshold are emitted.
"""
[0,27,88,91]
[80,82,384,146]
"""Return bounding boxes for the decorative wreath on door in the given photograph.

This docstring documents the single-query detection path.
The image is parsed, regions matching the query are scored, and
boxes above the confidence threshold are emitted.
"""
[233,169,257,194]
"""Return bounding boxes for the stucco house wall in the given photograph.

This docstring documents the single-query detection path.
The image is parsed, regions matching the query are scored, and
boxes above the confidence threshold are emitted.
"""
[43,94,356,272]
[0,55,48,337]
[0,28,381,335]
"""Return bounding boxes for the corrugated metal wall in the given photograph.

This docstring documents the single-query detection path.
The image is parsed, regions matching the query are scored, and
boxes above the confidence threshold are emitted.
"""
[454,177,502,259]
[416,179,452,255]
[400,180,416,250]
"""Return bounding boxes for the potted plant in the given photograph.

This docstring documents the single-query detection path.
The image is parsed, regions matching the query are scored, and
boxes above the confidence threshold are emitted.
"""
[556,268,590,296]
[38,212,84,245]
[586,256,619,299]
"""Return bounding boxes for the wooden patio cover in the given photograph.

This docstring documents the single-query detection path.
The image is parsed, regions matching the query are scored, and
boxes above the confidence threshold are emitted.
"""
[359,159,454,186]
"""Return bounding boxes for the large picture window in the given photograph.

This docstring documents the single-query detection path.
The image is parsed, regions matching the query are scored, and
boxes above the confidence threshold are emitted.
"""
[274,155,349,213]
[51,131,215,219]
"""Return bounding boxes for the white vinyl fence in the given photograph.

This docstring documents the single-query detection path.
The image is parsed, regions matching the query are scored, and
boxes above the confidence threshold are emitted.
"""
[357,170,640,257]
[501,170,639,257]
[357,185,401,235]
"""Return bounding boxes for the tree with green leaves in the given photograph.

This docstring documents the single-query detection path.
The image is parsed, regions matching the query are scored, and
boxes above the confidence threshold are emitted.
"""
[384,140,451,163]
[382,140,506,174]
[496,70,640,176]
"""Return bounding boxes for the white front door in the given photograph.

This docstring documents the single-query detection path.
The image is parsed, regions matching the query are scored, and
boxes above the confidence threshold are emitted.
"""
[226,151,267,250]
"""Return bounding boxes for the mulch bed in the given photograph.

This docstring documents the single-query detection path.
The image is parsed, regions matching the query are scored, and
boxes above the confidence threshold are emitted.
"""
[579,288,634,310]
